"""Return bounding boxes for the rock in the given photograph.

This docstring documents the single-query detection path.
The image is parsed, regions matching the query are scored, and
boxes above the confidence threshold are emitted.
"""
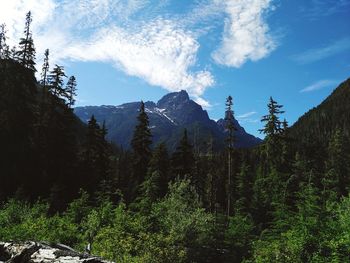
[0,242,111,263]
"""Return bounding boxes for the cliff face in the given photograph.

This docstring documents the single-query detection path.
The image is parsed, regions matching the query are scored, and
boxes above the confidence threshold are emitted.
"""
[0,241,110,263]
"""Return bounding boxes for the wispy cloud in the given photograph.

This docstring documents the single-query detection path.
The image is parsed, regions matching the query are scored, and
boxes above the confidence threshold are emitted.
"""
[212,0,277,68]
[64,19,214,101]
[0,0,214,106]
[292,37,350,64]
[194,97,212,109]
[300,79,338,93]
[237,111,259,124]
[237,111,257,119]
[301,0,350,20]
[237,119,259,124]
[0,0,278,107]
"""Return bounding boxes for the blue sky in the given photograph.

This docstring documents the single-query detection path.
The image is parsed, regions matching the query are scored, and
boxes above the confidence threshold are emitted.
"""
[1,0,349,137]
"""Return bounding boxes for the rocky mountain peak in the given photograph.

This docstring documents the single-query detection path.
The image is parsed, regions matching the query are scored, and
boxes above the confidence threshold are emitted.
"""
[74,90,262,150]
[157,90,190,109]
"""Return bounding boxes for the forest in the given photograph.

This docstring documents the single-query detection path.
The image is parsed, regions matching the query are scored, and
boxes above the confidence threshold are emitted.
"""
[1,12,350,263]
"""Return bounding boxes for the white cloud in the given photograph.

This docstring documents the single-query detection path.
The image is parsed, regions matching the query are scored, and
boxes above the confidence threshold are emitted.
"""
[212,0,276,67]
[237,111,257,119]
[63,19,214,99]
[0,0,214,105]
[0,0,56,47]
[0,0,278,106]
[194,97,212,109]
[292,37,350,64]
[237,111,259,124]
[300,79,338,93]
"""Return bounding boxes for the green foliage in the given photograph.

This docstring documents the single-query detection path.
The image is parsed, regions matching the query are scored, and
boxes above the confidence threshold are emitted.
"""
[171,129,195,179]
[249,182,350,263]
[0,179,215,263]
[0,199,82,246]
[130,101,153,200]
[225,213,255,259]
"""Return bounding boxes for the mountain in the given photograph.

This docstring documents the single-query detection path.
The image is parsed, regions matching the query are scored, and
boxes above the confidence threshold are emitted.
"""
[289,78,350,148]
[74,90,261,151]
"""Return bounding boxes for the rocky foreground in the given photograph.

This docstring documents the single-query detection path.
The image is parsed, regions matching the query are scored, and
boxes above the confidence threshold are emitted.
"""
[0,242,110,263]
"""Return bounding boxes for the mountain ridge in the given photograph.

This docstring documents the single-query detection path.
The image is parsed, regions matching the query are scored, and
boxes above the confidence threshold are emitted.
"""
[74,90,262,151]
[289,78,350,147]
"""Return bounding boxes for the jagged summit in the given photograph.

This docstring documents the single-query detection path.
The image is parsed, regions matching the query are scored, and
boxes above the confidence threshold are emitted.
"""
[74,90,261,151]
[157,90,190,108]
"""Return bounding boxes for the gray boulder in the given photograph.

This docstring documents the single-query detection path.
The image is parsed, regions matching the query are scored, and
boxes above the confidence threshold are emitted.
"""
[0,242,111,263]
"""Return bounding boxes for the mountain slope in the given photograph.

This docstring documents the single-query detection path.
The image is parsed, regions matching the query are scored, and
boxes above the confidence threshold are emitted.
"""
[74,91,261,151]
[289,78,350,147]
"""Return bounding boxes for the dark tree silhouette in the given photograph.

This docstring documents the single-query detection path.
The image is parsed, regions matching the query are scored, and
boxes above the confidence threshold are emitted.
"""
[16,11,36,71]
[66,75,77,108]
[131,101,152,191]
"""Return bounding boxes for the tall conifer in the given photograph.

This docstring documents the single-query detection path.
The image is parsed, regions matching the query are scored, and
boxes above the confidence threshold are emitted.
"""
[171,129,195,179]
[16,11,36,71]
[131,101,152,190]
[66,76,77,108]
[40,49,50,88]
[49,65,66,99]
[224,95,236,217]
[0,24,9,59]
[259,97,285,166]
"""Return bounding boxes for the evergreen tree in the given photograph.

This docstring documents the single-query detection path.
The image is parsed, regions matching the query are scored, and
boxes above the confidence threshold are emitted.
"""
[40,49,50,88]
[224,95,237,217]
[98,121,112,180]
[130,101,152,191]
[48,64,67,99]
[204,137,218,212]
[284,152,307,209]
[16,11,36,71]
[0,24,9,59]
[259,97,285,166]
[323,129,349,199]
[171,129,195,179]
[235,162,253,214]
[147,143,170,197]
[280,118,290,166]
[66,76,77,108]
[81,116,112,197]
[10,46,17,60]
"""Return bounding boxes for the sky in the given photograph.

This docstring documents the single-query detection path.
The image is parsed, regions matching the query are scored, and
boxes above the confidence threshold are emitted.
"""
[0,0,349,138]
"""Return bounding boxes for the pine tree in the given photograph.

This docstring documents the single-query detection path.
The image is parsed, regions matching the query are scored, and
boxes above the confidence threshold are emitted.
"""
[98,121,112,180]
[48,64,67,99]
[172,129,195,179]
[284,152,307,209]
[66,76,77,108]
[16,11,36,71]
[130,101,152,190]
[224,95,237,217]
[235,162,253,214]
[147,142,170,197]
[82,115,110,193]
[0,24,9,59]
[259,97,285,166]
[40,49,50,88]
[10,46,17,60]
[323,129,349,199]
[204,136,218,212]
